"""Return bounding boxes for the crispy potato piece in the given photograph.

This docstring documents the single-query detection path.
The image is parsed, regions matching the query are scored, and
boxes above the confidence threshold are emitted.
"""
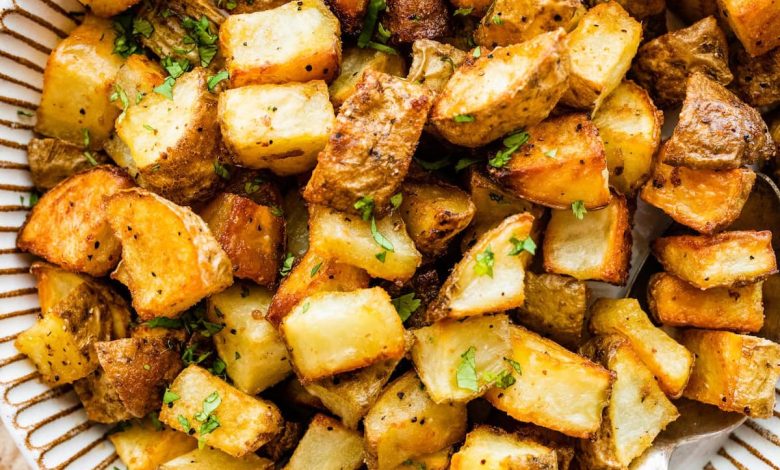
[489,113,611,209]
[112,55,166,111]
[590,298,694,398]
[451,426,558,470]
[760,274,780,342]
[587,0,665,18]
[513,425,576,470]
[632,16,732,107]
[79,0,142,16]
[431,29,569,147]
[228,0,289,13]
[18,166,133,276]
[668,0,718,22]
[579,335,679,468]
[652,230,778,289]
[280,288,406,382]
[308,205,421,281]
[475,0,584,48]
[330,47,406,108]
[648,273,764,332]
[26,138,109,190]
[304,71,432,215]
[383,0,449,44]
[159,365,282,457]
[219,81,335,175]
[109,417,197,470]
[106,188,233,319]
[407,39,466,95]
[73,367,132,423]
[663,72,774,170]
[731,45,780,108]
[206,283,291,395]
[326,0,368,33]
[35,15,123,148]
[517,272,588,349]
[411,314,512,403]
[717,0,780,57]
[219,0,341,87]
[160,447,273,470]
[640,155,756,235]
[484,326,613,438]
[543,195,631,285]
[681,330,780,417]
[364,371,467,469]
[16,262,130,385]
[115,68,224,205]
[282,189,309,257]
[592,81,662,195]
[561,2,642,110]
[285,414,364,470]
[199,192,284,287]
[448,0,492,16]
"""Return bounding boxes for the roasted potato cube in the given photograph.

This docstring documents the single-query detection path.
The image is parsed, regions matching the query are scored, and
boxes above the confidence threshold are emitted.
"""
[407,39,466,95]
[680,330,780,417]
[484,326,613,438]
[427,213,535,320]
[383,0,449,44]
[327,0,368,33]
[717,0,780,57]
[112,55,166,111]
[448,0,492,16]
[590,298,694,397]
[304,71,432,215]
[760,274,780,342]
[16,262,131,385]
[364,371,468,469]
[431,29,569,148]
[330,47,406,108]
[579,335,679,468]
[206,283,291,395]
[561,2,642,110]
[35,15,123,148]
[106,188,233,319]
[285,414,364,470]
[160,365,282,456]
[662,72,774,170]
[517,272,588,349]
[731,45,780,108]
[78,0,142,16]
[160,447,273,470]
[308,205,421,281]
[450,426,558,470]
[73,368,132,423]
[115,68,224,205]
[219,81,335,175]
[592,81,662,195]
[199,192,284,286]
[282,188,310,257]
[18,165,134,276]
[411,314,512,403]
[109,417,197,470]
[640,155,756,235]
[648,273,764,332]
[542,194,631,285]
[632,16,732,107]
[219,0,341,87]
[488,113,611,209]
[280,287,406,382]
[587,0,665,18]
[652,230,778,289]
[26,138,109,190]
[475,0,584,48]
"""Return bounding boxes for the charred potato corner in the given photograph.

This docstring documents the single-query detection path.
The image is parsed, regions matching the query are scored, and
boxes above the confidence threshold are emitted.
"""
[14,0,780,467]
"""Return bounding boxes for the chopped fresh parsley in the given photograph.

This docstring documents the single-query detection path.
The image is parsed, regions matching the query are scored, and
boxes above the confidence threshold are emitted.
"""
[370,217,394,252]
[354,196,375,221]
[81,129,98,166]
[376,22,391,43]
[153,76,176,100]
[390,193,403,209]
[112,11,142,57]
[182,16,220,67]
[453,7,473,15]
[375,251,387,263]
[178,415,191,433]
[132,18,154,38]
[357,0,398,54]
[544,148,557,158]
[280,253,295,277]
[474,246,494,277]
[509,236,536,256]
[414,156,451,170]
[148,411,163,431]
[207,70,229,92]
[209,357,226,377]
[571,200,587,220]
[213,161,230,179]
[455,157,480,171]
[143,124,156,132]
[489,130,529,168]
[301,302,311,313]
[492,15,503,24]
[456,346,478,392]
[310,262,323,277]
[16,109,33,117]
[146,303,223,338]
[453,114,475,123]
[163,388,180,405]
[270,205,283,217]
[109,84,129,122]
[145,317,183,329]
[391,292,420,322]
[161,56,191,79]
[504,356,522,375]
[472,46,481,58]
[244,177,263,194]
[483,369,515,389]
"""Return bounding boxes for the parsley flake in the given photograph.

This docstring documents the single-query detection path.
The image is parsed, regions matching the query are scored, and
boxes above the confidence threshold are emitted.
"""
[504,357,522,375]
[509,236,536,256]
[310,262,323,277]
[280,253,295,277]
[178,415,191,432]
[474,246,494,277]
[453,114,475,123]
[571,200,587,220]
[544,148,557,158]
[354,196,375,221]
[472,46,481,58]
[456,346,478,392]
[207,70,229,92]
[453,7,473,15]
[213,161,230,179]
[153,76,176,100]
[163,388,180,404]
[391,292,420,322]
[455,157,480,171]
[370,217,394,252]
[492,15,503,24]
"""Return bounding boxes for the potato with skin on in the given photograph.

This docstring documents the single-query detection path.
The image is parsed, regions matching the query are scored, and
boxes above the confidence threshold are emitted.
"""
[219,81,335,175]
[282,189,309,257]
[383,0,450,44]
[431,29,569,148]
[109,417,197,470]
[304,71,432,216]
[543,194,631,285]
[364,371,467,470]
[717,0,780,57]
[159,365,282,457]
[731,45,780,108]
[35,15,124,149]
[450,426,559,470]
[489,114,611,210]
[579,335,679,469]
[78,0,142,16]
[561,2,641,111]
[73,367,133,423]
[26,138,109,190]
[517,272,588,349]
[326,0,368,33]
[160,447,273,470]
[17,165,134,276]
[648,273,764,332]
[219,0,341,87]
[652,230,778,289]
[484,326,614,438]
[106,188,233,319]
[474,0,585,48]
[586,0,665,19]
[589,298,694,398]
[681,330,780,418]
[330,47,406,109]
[112,55,166,111]
[285,414,364,470]
[592,80,662,195]
[632,16,732,107]
[407,40,467,95]
[448,0,492,16]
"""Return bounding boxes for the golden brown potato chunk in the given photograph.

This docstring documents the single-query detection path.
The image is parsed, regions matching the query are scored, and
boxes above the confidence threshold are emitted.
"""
[160,447,273,470]
[18,165,134,276]
[451,426,559,470]
[326,0,368,33]
[431,29,569,148]
[652,230,777,289]
[517,272,588,349]
[475,0,584,48]
[109,417,197,470]
[330,47,406,108]
[26,138,109,190]
[384,0,450,44]
[587,0,665,19]
[648,272,764,332]
[718,0,780,57]
[632,16,732,107]
[73,368,132,424]
[285,414,364,470]
[680,329,780,417]
[731,45,780,108]
[112,55,166,111]
[79,0,142,16]
[304,71,432,215]
[407,40,467,95]
[663,72,774,170]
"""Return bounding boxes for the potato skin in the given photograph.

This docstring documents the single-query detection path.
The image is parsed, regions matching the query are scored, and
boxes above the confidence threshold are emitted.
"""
[717,0,780,57]
[383,0,450,44]
[474,0,584,48]
[517,272,588,349]
[330,47,406,109]
[26,138,109,191]
[731,45,780,108]
[326,0,368,33]
[587,0,665,19]
[407,39,467,95]
[79,0,142,16]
